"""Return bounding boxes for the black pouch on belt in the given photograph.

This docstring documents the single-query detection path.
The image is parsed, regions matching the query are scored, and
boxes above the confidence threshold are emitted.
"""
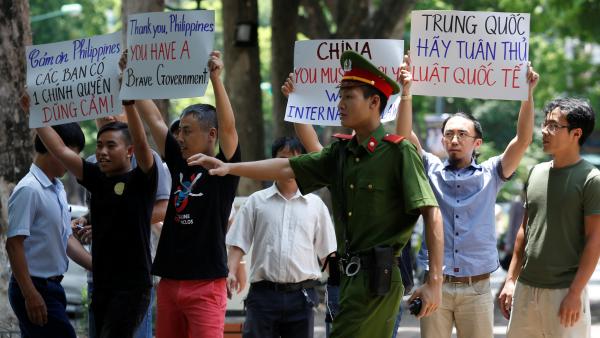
[369,245,394,296]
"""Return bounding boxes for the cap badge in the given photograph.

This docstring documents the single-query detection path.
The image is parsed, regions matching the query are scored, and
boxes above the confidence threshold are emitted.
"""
[343,58,352,71]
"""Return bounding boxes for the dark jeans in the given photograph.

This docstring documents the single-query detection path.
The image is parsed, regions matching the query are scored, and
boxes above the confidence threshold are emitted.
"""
[324,284,339,338]
[91,286,151,338]
[243,284,318,338]
[8,275,76,338]
[88,282,154,338]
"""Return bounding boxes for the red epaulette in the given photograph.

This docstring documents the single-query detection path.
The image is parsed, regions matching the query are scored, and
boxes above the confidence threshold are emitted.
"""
[332,133,353,141]
[382,134,405,144]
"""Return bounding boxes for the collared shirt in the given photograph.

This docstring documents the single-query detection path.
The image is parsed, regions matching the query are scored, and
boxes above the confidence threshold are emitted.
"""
[417,151,508,277]
[226,184,336,283]
[7,164,72,278]
[289,124,438,256]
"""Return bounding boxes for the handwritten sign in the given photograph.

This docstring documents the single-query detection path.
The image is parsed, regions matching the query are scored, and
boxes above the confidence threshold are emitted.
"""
[120,10,215,99]
[410,10,530,100]
[285,39,404,126]
[26,32,122,128]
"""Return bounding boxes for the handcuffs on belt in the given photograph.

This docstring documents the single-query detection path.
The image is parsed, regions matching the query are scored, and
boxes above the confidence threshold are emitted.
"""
[340,255,361,277]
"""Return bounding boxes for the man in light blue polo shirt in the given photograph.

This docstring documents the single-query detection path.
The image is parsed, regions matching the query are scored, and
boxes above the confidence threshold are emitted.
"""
[395,61,539,337]
[6,122,92,338]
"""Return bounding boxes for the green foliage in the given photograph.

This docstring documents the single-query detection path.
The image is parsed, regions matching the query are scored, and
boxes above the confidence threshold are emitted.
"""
[30,0,119,44]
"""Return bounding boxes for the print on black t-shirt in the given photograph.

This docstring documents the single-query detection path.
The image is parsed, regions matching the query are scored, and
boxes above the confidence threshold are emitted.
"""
[151,132,241,280]
[173,172,203,217]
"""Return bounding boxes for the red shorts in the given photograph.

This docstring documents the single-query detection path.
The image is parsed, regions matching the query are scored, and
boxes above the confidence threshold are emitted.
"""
[156,278,227,338]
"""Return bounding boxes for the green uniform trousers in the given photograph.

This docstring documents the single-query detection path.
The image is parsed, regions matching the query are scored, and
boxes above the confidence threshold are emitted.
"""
[330,265,404,338]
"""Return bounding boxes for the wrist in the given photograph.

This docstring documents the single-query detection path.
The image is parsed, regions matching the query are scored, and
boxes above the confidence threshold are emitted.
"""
[401,93,412,101]
[426,273,443,285]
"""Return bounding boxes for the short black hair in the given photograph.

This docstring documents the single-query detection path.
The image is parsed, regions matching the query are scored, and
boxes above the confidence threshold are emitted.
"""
[271,136,305,158]
[97,121,131,145]
[34,123,85,154]
[181,104,218,131]
[358,85,388,115]
[170,119,180,134]
[441,112,483,139]
[542,97,596,146]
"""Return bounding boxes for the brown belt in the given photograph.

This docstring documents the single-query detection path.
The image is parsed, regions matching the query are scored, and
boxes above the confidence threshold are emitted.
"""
[443,273,490,284]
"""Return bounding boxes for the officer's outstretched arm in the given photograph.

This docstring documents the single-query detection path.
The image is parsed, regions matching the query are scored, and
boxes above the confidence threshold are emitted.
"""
[408,206,443,319]
[187,154,295,181]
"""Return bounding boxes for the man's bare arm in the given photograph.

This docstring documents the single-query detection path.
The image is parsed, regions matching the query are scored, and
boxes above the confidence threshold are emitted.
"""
[35,127,84,179]
[187,155,294,181]
[210,51,239,160]
[394,54,423,154]
[6,236,47,326]
[499,213,528,319]
[66,235,92,271]
[500,64,539,178]
[124,104,154,173]
[135,99,169,158]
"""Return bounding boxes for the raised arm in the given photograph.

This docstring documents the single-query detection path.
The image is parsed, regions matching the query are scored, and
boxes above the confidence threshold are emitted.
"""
[36,126,84,179]
[136,99,168,157]
[281,72,323,152]
[20,93,83,179]
[500,64,539,178]
[395,54,423,154]
[119,49,169,158]
[123,103,154,173]
[210,51,238,160]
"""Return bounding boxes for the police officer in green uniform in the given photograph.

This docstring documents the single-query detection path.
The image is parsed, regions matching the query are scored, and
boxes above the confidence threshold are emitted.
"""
[188,51,444,338]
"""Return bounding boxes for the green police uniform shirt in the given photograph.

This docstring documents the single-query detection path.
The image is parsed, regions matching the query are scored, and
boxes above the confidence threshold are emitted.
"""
[289,125,438,255]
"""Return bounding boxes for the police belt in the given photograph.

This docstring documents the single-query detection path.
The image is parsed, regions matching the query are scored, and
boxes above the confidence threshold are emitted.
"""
[339,252,398,277]
[251,279,320,292]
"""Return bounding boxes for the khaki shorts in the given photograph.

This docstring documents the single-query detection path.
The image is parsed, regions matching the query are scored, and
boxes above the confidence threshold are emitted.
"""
[507,281,591,338]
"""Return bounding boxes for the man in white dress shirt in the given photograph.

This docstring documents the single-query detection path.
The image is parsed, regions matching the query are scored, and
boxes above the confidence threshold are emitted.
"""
[226,136,337,338]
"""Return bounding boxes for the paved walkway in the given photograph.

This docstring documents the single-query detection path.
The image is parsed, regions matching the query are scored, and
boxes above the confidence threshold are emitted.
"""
[314,263,600,337]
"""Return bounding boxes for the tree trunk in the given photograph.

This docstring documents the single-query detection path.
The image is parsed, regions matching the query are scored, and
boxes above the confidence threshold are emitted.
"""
[0,0,32,328]
[222,0,264,195]
[121,0,170,125]
[271,0,300,138]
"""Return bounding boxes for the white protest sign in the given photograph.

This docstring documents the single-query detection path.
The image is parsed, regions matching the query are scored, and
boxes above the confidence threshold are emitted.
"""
[410,10,530,100]
[26,32,122,128]
[120,10,215,99]
[285,39,404,126]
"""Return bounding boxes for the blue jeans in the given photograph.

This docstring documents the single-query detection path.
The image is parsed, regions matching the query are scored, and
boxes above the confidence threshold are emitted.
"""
[243,284,318,338]
[324,284,339,338]
[390,303,403,338]
[8,276,76,338]
[88,282,154,338]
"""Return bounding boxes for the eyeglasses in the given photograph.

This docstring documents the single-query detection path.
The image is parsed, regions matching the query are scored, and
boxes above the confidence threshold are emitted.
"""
[541,121,569,133]
[443,131,478,141]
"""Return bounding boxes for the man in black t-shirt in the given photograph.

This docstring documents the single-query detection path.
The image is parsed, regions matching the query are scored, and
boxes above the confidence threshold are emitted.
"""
[137,50,240,338]
[36,103,157,338]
